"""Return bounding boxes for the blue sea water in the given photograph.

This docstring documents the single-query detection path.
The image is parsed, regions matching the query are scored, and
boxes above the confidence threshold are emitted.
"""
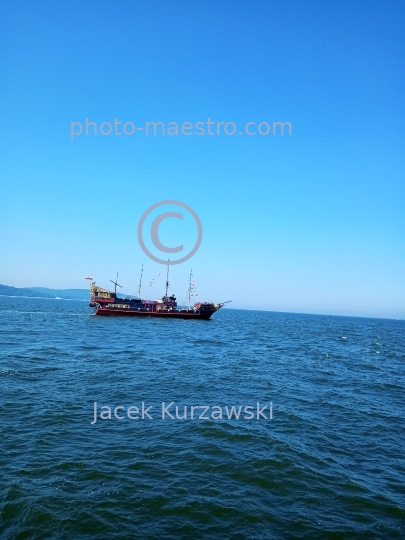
[1,296,404,539]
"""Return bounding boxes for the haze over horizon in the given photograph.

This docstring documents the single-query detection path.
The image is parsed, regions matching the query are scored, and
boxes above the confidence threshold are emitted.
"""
[1,1,404,319]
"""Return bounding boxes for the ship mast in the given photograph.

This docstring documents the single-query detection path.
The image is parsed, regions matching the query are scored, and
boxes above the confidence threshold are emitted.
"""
[165,259,170,299]
[110,272,123,295]
[188,269,193,310]
[138,264,143,298]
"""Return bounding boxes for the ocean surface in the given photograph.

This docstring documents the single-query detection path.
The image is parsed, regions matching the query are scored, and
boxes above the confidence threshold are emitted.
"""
[1,296,404,539]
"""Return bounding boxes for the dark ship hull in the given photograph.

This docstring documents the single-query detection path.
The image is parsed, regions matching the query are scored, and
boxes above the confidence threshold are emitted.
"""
[93,306,216,320]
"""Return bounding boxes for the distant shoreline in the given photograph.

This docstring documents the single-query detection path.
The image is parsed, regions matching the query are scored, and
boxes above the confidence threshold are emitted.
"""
[0,284,131,301]
[0,294,88,301]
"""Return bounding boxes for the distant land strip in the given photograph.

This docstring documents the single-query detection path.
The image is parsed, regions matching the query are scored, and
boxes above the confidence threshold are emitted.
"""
[0,284,88,300]
[0,284,135,300]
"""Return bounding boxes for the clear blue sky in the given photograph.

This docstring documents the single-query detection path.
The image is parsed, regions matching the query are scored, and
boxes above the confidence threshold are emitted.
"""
[1,0,404,318]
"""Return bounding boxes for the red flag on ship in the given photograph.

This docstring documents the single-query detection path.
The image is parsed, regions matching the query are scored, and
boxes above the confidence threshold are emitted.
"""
[85,276,93,280]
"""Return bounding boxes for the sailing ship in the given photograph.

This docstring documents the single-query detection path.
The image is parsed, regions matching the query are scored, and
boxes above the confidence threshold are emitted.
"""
[88,266,231,320]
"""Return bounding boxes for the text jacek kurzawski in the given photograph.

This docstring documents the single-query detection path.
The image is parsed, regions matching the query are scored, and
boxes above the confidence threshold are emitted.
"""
[91,402,273,424]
